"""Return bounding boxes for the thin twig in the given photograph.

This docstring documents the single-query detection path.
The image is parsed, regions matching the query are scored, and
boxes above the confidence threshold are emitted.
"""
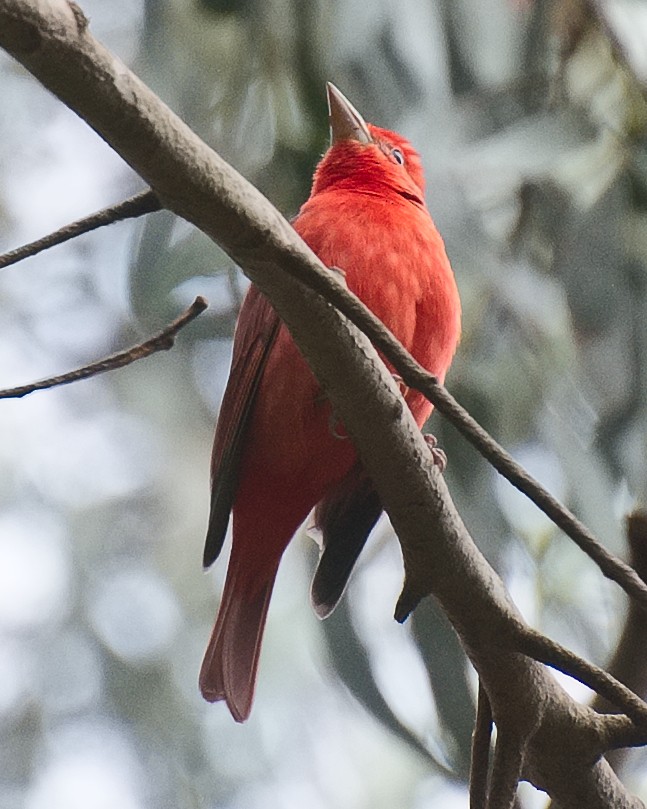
[280,264,647,614]
[0,189,161,270]
[470,681,493,809]
[518,627,647,728]
[0,296,207,399]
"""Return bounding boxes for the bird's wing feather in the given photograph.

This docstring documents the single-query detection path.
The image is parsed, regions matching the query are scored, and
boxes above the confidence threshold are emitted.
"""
[203,285,281,567]
[311,465,383,618]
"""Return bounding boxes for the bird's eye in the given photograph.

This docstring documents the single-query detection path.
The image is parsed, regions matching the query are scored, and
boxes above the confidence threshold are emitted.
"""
[391,148,405,165]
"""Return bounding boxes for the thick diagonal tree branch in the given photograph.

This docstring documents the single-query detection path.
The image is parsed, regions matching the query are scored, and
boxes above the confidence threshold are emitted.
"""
[0,2,645,806]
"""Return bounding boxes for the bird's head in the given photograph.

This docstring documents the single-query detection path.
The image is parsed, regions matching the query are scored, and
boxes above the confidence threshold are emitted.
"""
[309,83,426,206]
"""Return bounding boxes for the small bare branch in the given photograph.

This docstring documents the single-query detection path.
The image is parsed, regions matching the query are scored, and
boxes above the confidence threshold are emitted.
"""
[518,628,647,729]
[0,296,207,399]
[598,714,647,753]
[470,682,493,809]
[0,189,160,270]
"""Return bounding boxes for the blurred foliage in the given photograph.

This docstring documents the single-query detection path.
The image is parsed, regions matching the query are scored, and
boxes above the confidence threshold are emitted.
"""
[3,0,647,807]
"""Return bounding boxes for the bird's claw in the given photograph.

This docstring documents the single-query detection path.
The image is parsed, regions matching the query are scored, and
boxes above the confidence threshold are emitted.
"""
[329,410,349,440]
[424,434,447,473]
[392,373,409,399]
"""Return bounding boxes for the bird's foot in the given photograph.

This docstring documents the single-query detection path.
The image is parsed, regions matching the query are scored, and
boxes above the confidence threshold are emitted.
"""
[424,433,447,473]
[392,373,409,399]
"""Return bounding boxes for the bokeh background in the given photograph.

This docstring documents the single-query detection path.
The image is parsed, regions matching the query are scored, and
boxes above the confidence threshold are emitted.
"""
[2,0,647,806]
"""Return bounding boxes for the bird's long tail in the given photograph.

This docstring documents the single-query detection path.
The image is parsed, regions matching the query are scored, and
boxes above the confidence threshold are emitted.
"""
[199,553,280,722]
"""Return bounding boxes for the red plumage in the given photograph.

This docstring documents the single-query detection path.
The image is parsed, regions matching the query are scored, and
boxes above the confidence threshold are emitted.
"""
[199,85,461,721]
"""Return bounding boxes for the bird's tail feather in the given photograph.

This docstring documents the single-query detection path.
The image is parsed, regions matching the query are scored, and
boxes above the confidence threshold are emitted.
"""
[199,557,279,722]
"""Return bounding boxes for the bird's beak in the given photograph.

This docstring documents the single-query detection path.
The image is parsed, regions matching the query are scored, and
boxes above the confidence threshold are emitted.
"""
[327,82,372,146]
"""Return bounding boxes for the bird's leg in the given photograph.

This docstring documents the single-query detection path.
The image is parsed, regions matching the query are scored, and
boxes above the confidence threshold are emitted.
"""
[424,433,447,473]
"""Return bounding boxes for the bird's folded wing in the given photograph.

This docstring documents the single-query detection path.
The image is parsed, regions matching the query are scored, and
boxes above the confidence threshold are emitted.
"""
[311,465,383,618]
[203,285,281,568]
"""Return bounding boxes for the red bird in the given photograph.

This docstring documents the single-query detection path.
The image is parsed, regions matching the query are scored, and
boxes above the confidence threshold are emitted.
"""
[200,84,461,721]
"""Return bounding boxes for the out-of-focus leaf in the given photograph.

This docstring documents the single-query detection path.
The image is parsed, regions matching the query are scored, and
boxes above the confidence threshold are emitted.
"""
[198,0,252,16]
[411,598,475,779]
[129,211,240,338]
[439,0,527,90]
[320,593,457,778]
[594,0,647,87]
